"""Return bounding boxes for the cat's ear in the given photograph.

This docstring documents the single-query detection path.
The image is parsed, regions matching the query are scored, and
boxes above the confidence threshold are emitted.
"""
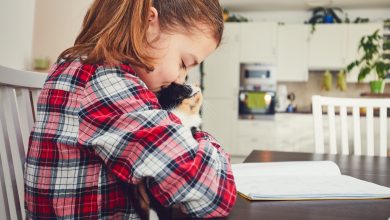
[193,93,202,104]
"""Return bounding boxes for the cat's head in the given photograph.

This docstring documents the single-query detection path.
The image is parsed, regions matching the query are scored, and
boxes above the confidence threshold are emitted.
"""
[156,83,199,110]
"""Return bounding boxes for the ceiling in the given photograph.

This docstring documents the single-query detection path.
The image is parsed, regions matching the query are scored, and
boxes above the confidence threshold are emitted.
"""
[220,0,390,11]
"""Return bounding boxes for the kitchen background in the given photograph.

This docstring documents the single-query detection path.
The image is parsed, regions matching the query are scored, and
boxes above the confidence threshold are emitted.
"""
[1,0,389,160]
[282,72,388,112]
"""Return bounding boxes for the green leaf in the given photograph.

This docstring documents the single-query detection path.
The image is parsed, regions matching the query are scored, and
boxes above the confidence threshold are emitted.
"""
[375,62,385,79]
[346,62,356,72]
[358,67,371,81]
[345,29,386,82]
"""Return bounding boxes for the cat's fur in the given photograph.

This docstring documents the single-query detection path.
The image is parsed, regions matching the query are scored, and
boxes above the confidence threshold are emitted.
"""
[156,83,202,131]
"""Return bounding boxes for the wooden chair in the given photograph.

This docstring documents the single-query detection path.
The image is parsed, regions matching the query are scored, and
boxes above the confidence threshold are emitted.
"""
[0,65,46,220]
[312,95,390,157]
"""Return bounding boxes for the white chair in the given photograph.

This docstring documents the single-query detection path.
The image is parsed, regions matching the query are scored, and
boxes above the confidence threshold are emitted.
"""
[312,95,390,157]
[0,65,46,220]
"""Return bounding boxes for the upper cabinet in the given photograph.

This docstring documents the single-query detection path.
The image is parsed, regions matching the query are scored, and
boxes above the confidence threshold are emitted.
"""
[203,23,240,99]
[277,25,310,81]
[240,23,278,64]
[307,23,383,78]
[346,23,384,83]
[203,22,384,84]
[308,24,348,70]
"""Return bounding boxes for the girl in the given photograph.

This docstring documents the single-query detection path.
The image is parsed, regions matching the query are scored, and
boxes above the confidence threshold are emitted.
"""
[24,0,236,219]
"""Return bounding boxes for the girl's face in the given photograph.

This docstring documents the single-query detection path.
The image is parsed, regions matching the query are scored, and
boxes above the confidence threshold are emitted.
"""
[134,8,218,92]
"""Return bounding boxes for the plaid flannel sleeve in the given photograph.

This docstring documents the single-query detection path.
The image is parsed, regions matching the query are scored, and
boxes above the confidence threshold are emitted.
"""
[77,67,236,218]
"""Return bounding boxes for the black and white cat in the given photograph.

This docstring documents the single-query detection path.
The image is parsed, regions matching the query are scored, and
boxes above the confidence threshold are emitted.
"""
[157,83,202,133]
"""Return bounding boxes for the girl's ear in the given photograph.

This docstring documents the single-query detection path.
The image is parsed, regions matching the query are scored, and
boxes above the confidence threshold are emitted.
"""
[148,6,158,23]
[146,7,160,43]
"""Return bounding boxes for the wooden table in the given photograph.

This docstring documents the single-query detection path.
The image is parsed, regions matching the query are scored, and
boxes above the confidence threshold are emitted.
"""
[223,150,390,220]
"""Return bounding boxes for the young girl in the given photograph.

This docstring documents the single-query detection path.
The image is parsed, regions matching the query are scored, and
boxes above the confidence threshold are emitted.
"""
[24,0,236,219]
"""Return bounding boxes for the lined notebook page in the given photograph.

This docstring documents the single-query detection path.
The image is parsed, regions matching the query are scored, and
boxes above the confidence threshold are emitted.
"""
[232,161,390,200]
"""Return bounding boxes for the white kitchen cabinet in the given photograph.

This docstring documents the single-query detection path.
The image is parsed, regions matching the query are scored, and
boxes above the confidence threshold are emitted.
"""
[240,22,278,64]
[202,24,240,155]
[235,114,315,156]
[233,113,389,156]
[346,23,383,83]
[237,136,275,156]
[236,120,276,155]
[308,24,348,70]
[203,23,240,99]
[202,99,237,154]
[201,22,389,157]
[277,25,310,81]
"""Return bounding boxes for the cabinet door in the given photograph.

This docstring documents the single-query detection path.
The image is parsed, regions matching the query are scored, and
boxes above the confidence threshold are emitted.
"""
[236,120,276,156]
[240,23,278,64]
[234,114,315,155]
[273,114,314,153]
[346,23,383,83]
[202,99,237,154]
[237,136,274,156]
[277,25,310,81]
[203,23,240,99]
[308,24,347,70]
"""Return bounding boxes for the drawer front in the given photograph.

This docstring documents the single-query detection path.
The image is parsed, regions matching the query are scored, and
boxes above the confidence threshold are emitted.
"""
[236,136,274,156]
[238,120,275,136]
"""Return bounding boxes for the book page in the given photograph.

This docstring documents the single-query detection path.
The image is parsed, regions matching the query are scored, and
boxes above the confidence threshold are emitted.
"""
[232,161,390,200]
[232,161,341,177]
[235,175,390,200]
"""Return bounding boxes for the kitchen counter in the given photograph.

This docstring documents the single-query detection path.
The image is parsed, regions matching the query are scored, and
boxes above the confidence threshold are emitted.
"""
[278,108,389,117]
[361,92,390,98]
[233,113,389,156]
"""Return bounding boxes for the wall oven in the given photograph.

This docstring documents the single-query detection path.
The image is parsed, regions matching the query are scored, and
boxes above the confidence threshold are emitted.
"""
[239,90,276,116]
[239,63,276,119]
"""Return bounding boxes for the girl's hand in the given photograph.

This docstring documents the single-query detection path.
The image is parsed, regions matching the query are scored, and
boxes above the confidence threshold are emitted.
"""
[138,180,150,210]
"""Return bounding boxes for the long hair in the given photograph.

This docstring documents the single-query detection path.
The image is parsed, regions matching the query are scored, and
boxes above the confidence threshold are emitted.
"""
[58,0,224,71]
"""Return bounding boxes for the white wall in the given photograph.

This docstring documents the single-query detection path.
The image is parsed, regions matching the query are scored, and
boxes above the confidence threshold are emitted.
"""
[33,0,92,66]
[236,8,390,23]
[0,0,36,70]
[29,2,390,71]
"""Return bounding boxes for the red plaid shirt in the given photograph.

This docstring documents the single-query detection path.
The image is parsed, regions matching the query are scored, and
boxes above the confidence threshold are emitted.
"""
[24,60,236,219]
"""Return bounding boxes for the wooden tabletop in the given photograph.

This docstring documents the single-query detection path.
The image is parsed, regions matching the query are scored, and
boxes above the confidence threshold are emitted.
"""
[222,150,390,220]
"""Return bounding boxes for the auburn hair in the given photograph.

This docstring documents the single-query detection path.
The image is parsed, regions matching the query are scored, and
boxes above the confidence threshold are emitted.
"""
[58,0,224,71]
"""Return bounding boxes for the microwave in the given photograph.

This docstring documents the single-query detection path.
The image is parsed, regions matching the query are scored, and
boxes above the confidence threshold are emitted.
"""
[239,90,276,116]
[241,63,276,91]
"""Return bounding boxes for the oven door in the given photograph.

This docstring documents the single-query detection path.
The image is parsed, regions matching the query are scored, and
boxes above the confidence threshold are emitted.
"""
[239,91,275,115]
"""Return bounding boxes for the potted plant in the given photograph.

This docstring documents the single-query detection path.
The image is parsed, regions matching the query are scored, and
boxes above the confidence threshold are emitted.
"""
[346,29,390,93]
[306,7,344,34]
[307,7,344,24]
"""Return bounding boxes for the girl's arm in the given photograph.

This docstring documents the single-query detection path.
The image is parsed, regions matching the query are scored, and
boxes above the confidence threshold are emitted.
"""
[78,66,236,218]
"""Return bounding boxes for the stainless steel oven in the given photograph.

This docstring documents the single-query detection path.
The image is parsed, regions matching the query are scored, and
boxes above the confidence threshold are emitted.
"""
[239,63,276,119]
[239,90,276,116]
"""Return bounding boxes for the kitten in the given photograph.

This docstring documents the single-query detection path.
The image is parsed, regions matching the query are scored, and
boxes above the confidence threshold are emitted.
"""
[156,83,202,133]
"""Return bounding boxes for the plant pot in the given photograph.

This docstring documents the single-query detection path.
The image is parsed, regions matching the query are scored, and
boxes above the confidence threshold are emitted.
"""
[369,80,385,94]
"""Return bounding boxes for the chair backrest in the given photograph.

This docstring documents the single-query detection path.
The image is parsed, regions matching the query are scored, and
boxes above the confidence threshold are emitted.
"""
[312,95,390,157]
[0,65,46,220]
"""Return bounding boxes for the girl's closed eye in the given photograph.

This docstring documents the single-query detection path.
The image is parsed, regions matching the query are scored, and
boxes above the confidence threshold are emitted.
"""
[180,60,187,70]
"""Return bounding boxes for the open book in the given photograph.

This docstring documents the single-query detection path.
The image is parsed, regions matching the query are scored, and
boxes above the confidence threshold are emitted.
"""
[232,161,390,201]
